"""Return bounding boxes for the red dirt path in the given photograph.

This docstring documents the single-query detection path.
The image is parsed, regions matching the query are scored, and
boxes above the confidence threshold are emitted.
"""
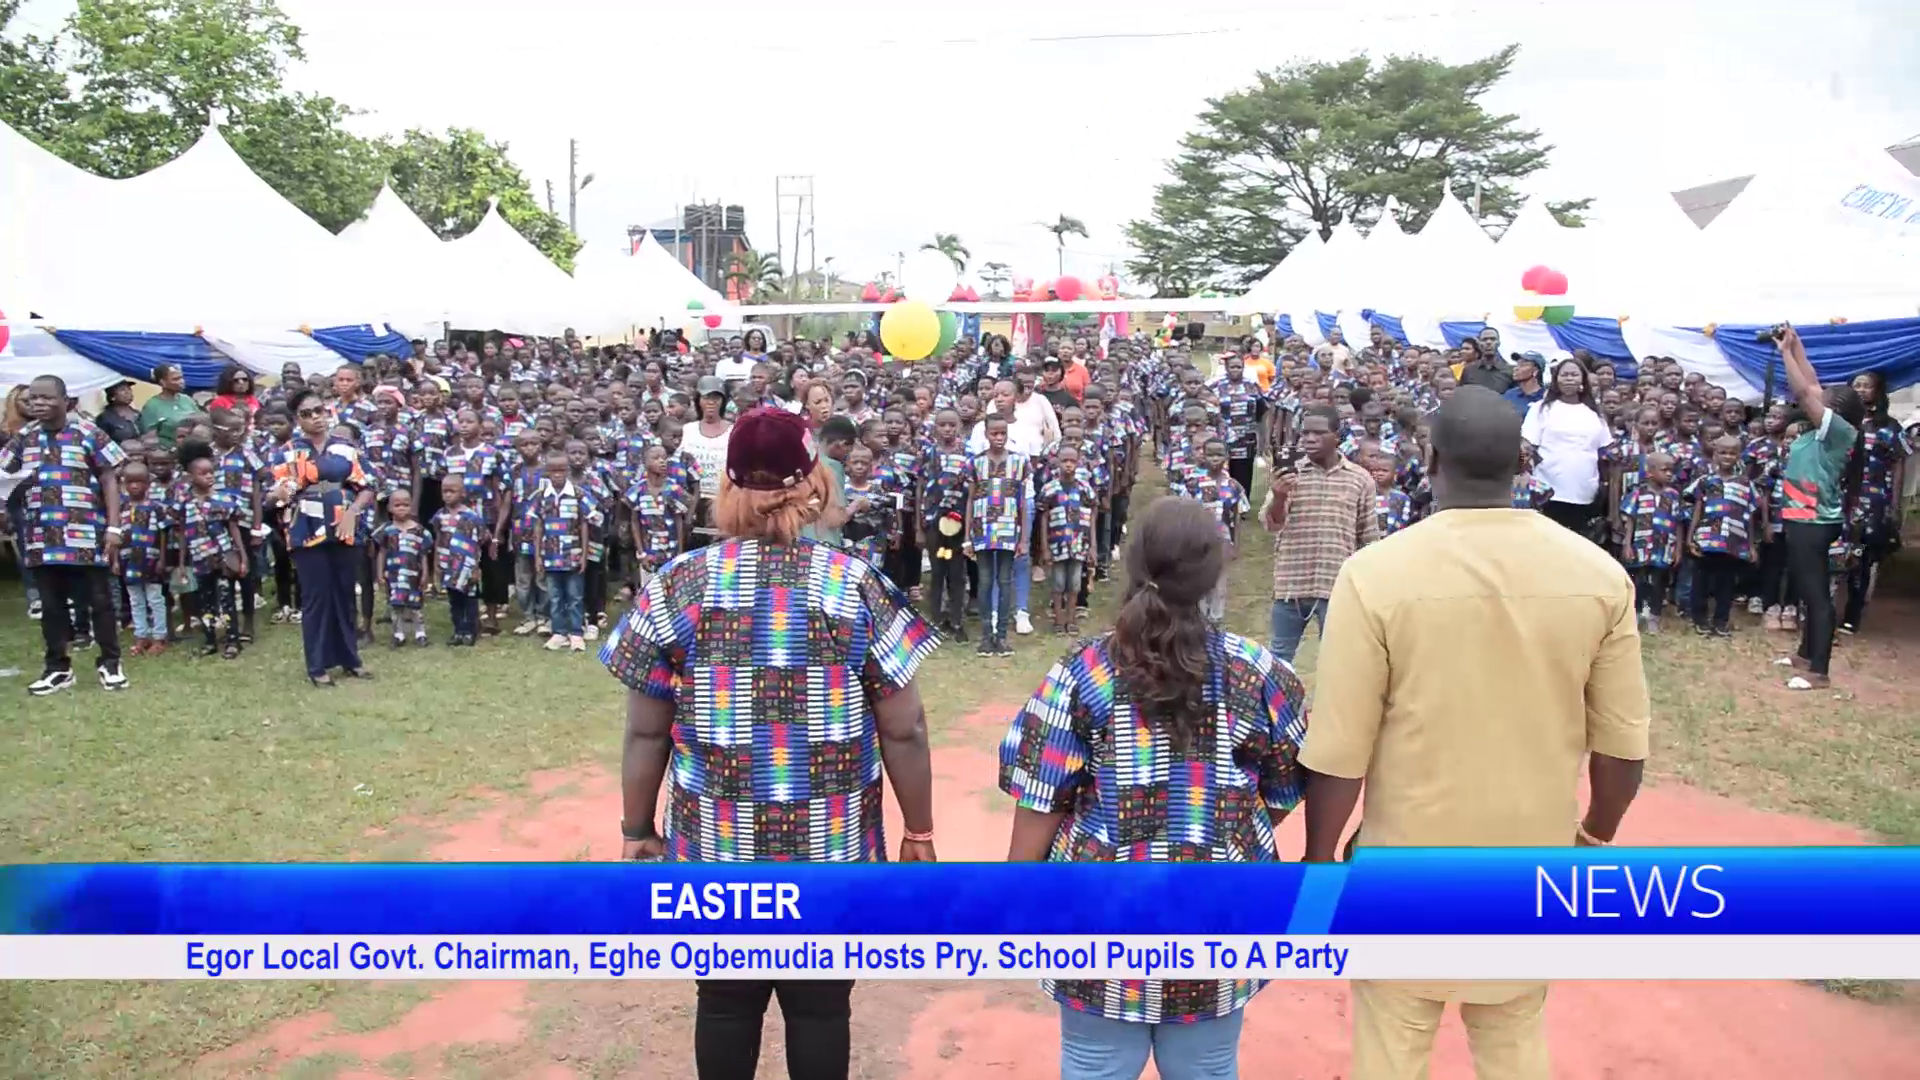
[202,706,1920,1080]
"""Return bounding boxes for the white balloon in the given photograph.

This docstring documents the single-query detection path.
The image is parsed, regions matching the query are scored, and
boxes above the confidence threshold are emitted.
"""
[901,248,960,304]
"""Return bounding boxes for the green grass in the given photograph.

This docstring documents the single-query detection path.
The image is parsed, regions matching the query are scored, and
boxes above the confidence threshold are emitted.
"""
[2,468,1916,1075]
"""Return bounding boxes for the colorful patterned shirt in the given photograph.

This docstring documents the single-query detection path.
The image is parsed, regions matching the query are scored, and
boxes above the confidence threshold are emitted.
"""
[998,631,1306,1024]
[1619,484,1683,568]
[374,521,433,608]
[1207,377,1263,459]
[176,489,243,576]
[118,494,169,584]
[525,479,600,572]
[410,409,455,480]
[431,506,487,592]
[1375,489,1415,537]
[841,479,896,566]
[1,417,127,568]
[966,450,1029,551]
[213,443,267,530]
[1039,475,1097,562]
[445,442,503,529]
[362,420,414,499]
[918,444,973,530]
[1687,474,1759,560]
[1855,417,1912,530]
[1182,471,1250,545]
[1510,474,1555,510]
[600,538,938,862]
[269,436,371,548]
[625,481,689,571]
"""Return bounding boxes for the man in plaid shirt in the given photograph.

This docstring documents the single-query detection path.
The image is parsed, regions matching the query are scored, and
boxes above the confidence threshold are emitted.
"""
[1262,405,1379,662]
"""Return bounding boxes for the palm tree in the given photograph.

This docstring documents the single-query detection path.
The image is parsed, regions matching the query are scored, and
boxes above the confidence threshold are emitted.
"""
[921,233,970,274]
[723,248,785,303]
[1039,214,1088,275]
[979,261,1012,299]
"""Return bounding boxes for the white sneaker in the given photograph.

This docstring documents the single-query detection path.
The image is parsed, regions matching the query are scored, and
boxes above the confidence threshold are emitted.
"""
[513,619,538,636]
[28,668,74,696]
[97,663,129,692]
[1747,596,1765,615]
[583,623,599,641]
[536,621,551,635]
[568,635,587,652]
[544,634,567,651]
[1015,611,1033,635]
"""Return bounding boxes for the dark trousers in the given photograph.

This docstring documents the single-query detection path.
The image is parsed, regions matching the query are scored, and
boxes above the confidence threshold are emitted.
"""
[356,544,376,626]
[270,532,300,611]
[230,542,262,632]
[195,572,239,647]
[1109,491,1132,552]
[884,537,922,590]
[1629,565,1671,616]
[1228,456,1255,505]
[694,980,853,1080]
[1543,497,1601,542]
[480,543,513,607]
[36,565,122,672]
[448,588,480,639]
[1691,552,1743,630]
[926,549,968,627]
[584,558,607,623]
[1842,531,1893,630]
[1756,537,1791,610]
[293,543,363,678]
[1785,521,1842,676]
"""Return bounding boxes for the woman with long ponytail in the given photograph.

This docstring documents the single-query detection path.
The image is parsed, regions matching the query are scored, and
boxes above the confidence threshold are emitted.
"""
[998,496,1308,1078]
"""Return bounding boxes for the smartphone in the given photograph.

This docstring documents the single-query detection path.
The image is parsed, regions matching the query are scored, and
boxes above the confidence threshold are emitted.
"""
[1274,447,1303,476]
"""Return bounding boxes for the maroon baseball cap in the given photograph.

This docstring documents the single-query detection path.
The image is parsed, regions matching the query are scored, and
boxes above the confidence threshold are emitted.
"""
[726,407,818,491]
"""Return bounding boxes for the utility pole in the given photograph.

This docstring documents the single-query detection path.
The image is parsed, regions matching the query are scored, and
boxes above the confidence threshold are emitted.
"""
[567,139,595,233]
[774,176,816,300]
[545,180,556,216]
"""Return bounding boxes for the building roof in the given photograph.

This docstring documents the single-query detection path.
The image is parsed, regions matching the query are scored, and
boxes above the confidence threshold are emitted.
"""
[1670,137,1920,228]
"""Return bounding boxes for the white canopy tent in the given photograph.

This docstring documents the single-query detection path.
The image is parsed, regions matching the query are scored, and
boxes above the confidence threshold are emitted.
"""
[440,203,583,336]
[336,183,467,333]
[631,233,729,316]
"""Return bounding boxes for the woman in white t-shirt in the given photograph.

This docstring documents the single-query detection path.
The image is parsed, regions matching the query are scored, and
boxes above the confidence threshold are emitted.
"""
[681,377,734,545]
[1520,359,1614,540]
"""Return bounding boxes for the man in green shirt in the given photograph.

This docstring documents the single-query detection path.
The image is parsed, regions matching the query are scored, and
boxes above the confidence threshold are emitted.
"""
[1774,325,1867,690]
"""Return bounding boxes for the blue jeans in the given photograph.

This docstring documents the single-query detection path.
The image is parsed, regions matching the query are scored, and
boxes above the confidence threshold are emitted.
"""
[1269,597,1328,664]
[977,548,1015,638]
[126,582,166,641]
[547,569,585,636]
[1060,1006,1244,1080]
[1013,499,1035,615]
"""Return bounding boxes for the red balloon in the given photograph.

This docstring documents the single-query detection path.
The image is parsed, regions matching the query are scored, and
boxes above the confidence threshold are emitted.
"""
[948,285,969,302]
[860,282,880,302]
[1520,264,1552,292]
[880,288,898,304]
[1054,276,1084,302]
[963,286,980,302]
[1537,269,1569,297]
[1032,280,1055,302]
[0,306,10,354]
[702,313,722,329]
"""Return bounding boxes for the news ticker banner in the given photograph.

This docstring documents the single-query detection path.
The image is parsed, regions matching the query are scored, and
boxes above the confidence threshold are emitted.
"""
[4,849,1919,980]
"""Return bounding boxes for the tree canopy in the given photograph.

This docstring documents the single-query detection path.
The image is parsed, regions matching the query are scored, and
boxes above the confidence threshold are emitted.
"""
[0,0,579,269]
[1125,45,1591,291]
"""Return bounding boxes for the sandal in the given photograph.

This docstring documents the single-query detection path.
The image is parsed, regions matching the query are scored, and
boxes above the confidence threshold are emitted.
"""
[1786,674,1830,691]
[198,644,220,657]
[221,644,240,660]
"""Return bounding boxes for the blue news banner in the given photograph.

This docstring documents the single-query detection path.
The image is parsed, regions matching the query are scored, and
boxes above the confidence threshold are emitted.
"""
[3,849,1917,981]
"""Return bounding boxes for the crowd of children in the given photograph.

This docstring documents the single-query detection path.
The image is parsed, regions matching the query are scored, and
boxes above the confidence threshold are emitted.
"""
[17,323,1912,672]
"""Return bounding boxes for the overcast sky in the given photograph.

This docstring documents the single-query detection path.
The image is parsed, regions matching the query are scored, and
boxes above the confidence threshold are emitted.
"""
[18,0,1920,285]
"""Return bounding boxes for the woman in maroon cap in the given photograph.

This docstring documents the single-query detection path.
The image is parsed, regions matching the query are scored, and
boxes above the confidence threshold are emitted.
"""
[602,406,940,1080]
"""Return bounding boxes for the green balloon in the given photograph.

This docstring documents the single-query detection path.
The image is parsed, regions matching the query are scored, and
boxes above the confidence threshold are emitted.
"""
[687,299,705,311]
[932,310,960,356]
[1541,305,1575,325]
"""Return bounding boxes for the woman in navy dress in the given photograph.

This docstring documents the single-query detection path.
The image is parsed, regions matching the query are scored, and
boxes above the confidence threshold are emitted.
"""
[269,388,374,686]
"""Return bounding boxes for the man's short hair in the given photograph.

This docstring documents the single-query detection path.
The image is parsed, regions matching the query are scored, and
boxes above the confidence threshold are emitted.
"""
[1432,386,1522,483]
[819,415,859,445]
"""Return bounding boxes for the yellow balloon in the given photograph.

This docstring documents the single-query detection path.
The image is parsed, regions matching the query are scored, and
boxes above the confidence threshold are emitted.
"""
[1513,288,1544,321]
[880,300,942,360]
